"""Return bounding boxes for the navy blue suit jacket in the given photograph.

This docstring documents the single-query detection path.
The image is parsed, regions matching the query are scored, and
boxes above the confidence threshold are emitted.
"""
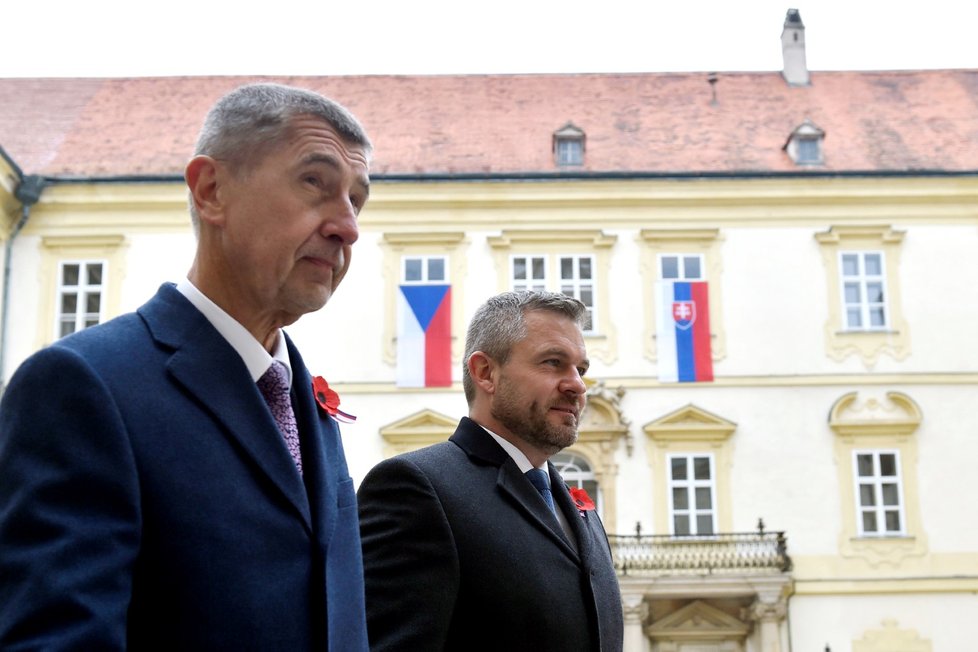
[358,417,624,651]
[0,283,368,651]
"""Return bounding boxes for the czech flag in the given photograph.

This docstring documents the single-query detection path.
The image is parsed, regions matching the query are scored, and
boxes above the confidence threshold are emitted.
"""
[656,281,713,382]
[396,284,452,387]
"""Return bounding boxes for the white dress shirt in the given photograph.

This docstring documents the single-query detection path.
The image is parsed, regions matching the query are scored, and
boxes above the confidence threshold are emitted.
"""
[175,278,291,385]
[483,427,578,550]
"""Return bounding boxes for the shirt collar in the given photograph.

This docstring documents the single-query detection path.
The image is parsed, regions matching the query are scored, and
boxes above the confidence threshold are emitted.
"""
[482,426,549,480]
[176,278,292,386]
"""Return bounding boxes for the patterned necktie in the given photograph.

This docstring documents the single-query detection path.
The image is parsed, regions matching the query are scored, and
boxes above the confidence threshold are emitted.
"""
[525,468,556,515]
[257,361,303,475]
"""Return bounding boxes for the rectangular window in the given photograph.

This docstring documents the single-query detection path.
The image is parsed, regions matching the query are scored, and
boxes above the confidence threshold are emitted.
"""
[511,254,599,334]
[511,255,547,293]
[559,255,595,332]
[57,261,104,338]
[797,138,820,163]
[840,251,888,330]
[402,255,447,284]
[659,254,704,280]
[854,450,905,536]
[556,139,583,166]
[667,453,716,536]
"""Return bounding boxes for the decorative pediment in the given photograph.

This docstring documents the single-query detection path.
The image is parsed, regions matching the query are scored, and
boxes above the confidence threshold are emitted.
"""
[829,391,922,438]
[580,397,622,428]
[814,224,905,246]
[487,229,616,249]
[379,409,458,456]
[646,600,748,640]
[853,619,932,652]
[644,404,737,443]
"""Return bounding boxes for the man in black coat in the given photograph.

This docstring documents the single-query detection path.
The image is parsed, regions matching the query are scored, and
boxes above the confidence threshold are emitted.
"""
[358,290,623,651]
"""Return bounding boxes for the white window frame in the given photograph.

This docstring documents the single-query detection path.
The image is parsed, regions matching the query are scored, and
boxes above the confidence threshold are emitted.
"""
[853,449,907,537]
[510,254,547,292]
[796,137,821,164]
[839,250,889,331]
[55,260,106,339]
[658,253,706,281]
[555,138,583,166]
[667,452,717,537]
[558,254,596,334]
[510,254,597,334]
[489,230,617,360]
[381,232,466,367]
[402,254,448,284]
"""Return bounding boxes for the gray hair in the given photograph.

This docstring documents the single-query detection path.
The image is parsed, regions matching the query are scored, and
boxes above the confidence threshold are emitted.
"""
[188,82,372,230]
[462,291,587,405]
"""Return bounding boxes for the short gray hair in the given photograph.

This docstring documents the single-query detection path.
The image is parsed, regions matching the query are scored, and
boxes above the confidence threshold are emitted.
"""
[462,291,587,405]
[188,82,372,230]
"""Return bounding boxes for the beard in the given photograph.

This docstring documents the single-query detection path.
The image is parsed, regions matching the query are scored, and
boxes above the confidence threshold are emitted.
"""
[490,377,580,455]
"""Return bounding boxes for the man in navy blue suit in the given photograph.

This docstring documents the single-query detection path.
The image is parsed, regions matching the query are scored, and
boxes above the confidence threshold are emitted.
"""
[0,83,372,650]
[358,291,624,651]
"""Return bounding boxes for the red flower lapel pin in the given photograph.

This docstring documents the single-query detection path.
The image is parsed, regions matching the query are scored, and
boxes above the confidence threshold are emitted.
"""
[312,376,356,423]
[568,487,596,517]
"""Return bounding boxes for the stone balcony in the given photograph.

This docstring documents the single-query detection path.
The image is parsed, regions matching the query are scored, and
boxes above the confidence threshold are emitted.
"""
[610,526,794,652]
[609,529,791,576]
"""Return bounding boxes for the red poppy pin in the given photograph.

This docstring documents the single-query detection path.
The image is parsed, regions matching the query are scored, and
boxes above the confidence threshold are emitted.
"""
[312,376,356,423]
[568,487,596,516]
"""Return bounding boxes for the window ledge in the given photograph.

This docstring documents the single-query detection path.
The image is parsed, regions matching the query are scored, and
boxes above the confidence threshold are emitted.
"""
[852,535,914,542]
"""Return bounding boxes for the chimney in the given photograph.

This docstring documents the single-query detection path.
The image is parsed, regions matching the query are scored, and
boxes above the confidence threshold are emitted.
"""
[781,8,810,86]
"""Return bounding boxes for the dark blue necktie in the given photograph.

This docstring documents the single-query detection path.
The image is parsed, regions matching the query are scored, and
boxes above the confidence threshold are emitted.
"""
[525,468,556,515]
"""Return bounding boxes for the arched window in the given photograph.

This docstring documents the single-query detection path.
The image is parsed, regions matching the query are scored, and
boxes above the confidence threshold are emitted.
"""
[553,452,601,512]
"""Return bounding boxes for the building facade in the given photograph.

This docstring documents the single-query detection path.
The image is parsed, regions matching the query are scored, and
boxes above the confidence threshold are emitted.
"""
[2,13,977,652]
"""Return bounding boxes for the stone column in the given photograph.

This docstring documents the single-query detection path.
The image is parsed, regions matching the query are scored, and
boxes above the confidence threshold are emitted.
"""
[622,593,649,652]
[747,598,787,652]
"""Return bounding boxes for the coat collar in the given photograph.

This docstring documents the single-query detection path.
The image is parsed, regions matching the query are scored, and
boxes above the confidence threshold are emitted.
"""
[450,417,584,562]
[138,284,313,532]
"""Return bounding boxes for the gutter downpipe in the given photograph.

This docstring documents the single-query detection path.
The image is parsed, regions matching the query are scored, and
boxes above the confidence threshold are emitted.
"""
[1,174,45,393]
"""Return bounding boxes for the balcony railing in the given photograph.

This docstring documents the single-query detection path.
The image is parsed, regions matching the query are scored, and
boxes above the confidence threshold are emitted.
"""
[608,529,791,576]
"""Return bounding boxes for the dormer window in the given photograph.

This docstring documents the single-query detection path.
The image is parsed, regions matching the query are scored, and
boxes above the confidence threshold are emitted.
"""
[553,122,585,167]
[784,119,825,165]
[796,138,820,163]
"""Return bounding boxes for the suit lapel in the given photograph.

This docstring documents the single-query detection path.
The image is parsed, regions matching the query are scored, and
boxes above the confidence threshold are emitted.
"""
[552,470,595,566]
[496,464,579,560]
[139,285,312,532]
[450,418,580,561]
[286,339,340,543]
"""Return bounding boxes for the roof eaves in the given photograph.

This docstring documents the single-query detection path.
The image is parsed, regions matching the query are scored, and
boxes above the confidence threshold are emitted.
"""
[36,169,978,186]
[44,174,186,185]
[369,169,978,182]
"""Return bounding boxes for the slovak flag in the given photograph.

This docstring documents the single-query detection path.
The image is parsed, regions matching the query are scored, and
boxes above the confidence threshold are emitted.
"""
[396,284,452,387]
[656,281,714,382]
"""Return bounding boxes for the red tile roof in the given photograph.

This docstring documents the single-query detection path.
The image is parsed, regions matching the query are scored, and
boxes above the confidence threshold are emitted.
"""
[2,71,977,178]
